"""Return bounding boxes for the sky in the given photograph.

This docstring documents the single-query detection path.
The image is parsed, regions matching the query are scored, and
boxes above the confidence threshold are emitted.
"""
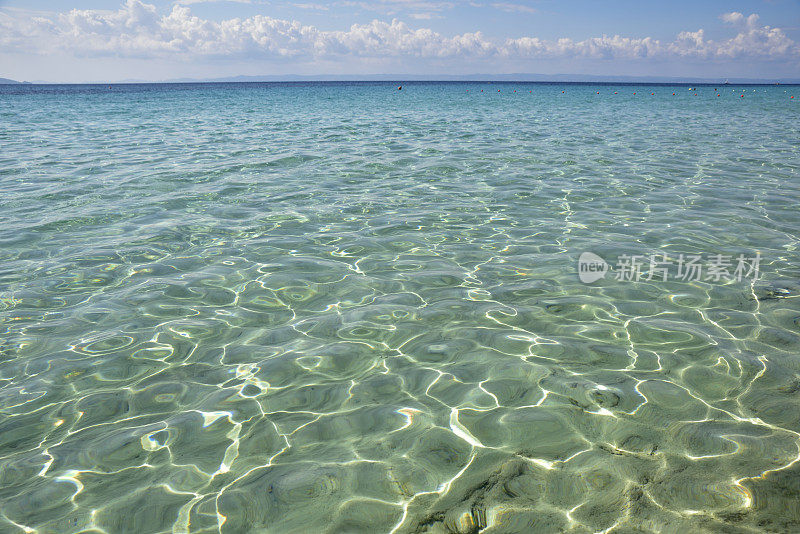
[0,0,799,82]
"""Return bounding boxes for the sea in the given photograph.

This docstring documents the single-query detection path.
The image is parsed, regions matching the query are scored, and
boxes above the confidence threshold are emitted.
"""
[1,81,799,533]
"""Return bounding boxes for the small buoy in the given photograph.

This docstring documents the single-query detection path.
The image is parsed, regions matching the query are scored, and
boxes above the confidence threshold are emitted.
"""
[741,94,744,98]
[633,92,636,95]
[694,93,697,96]
[614,91,617,94]
[791,96,795,99]
[651,92,654,95]
[597,91,600,94]
[398,86,402,90]
[672,92,675,95]
[562,91,565,93]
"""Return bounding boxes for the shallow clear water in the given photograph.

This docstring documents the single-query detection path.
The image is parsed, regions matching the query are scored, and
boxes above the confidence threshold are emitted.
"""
[1,82,799,533]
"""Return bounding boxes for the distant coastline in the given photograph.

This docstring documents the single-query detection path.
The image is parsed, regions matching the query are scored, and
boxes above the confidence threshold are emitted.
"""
[2,74,800,85]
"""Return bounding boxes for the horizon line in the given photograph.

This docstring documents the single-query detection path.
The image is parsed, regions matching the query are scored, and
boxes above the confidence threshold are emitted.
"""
[4,74,800,85]
[5,81,800,86]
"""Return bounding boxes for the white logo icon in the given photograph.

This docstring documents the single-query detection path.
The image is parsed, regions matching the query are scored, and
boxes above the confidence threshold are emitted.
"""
[578,252,608,284]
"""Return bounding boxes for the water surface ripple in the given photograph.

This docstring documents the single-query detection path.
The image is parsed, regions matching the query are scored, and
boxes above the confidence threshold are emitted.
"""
[1,82,800,533]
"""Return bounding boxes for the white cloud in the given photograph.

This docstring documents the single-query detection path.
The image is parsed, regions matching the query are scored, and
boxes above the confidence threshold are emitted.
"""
[720,12,760,29]
[504,34,662,59]
[0,1,797,64]
[340,0,455,15]
[293,3,330,10]
[491,3,536,14]
[409,13,443,20]
[174,0,259,5]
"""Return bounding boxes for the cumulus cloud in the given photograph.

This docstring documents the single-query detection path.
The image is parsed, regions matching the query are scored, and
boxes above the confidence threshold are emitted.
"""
[720,12,760,29]
[0,1,797,64]
[504,35,662,59]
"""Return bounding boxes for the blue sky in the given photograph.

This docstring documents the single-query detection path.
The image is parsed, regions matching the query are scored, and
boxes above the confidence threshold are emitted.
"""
[1,0,798,82]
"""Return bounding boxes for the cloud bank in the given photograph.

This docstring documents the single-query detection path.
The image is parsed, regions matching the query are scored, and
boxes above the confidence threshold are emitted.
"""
[0,3,797,65]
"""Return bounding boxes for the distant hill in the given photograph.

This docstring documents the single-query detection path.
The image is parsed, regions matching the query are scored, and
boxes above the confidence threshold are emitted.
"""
[168,74,800,85]
[98,73,799,85]
[10,73,800,85]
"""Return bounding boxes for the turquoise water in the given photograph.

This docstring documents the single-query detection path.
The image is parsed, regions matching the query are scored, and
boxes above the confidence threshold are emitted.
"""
[1,82,799,533]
